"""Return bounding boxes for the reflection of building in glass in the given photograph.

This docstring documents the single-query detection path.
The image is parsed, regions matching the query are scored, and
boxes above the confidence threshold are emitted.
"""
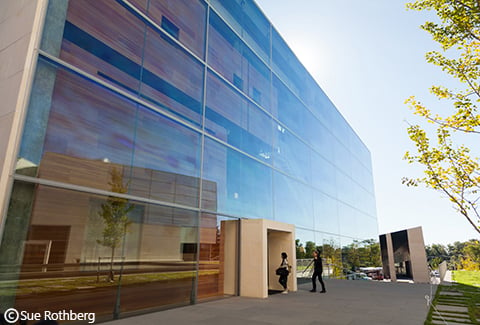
[379,227,429,283]
[23,152,218,267]
[0,0,377,320]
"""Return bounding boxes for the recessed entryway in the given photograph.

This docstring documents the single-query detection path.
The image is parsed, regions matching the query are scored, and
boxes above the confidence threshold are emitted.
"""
[238,219,296,298]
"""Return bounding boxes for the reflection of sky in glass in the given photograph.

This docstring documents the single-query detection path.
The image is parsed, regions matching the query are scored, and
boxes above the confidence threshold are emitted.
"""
[313,191,339,235]
[203,138,273,219]
[273,128,310,184]
[19,0,378,244]
[274,172,313,229]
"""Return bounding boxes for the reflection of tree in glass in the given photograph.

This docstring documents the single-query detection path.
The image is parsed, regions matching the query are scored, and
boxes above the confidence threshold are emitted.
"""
[97,167,134,282]
[342,239,381,271]
[295,239,305,259]
[295,240,317,259]
[322,241,343,277]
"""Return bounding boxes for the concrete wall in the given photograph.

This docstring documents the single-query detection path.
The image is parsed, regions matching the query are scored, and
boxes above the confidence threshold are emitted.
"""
[222,220,238,295]
[380,226,429,283]
[386,232,397,282]
[239,219,296,298]
[0,0,47,239]
[239,219,265,297]
[407,227,429,283]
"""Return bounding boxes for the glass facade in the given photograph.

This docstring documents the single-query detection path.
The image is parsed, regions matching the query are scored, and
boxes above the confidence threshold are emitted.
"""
[0,0,377,321]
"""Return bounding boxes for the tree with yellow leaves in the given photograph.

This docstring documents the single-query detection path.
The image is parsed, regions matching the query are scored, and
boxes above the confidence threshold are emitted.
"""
[404,0,480,235]
[460,240,480,270]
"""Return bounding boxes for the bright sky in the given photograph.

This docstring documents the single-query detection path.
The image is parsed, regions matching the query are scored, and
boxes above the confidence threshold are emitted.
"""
[255,0,480,245]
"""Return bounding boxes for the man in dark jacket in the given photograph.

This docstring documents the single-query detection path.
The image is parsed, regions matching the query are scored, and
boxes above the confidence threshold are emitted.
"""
[310,250,326,293]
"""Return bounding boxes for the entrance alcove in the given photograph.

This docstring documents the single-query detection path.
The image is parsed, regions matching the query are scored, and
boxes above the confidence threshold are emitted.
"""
[238,219,296,298]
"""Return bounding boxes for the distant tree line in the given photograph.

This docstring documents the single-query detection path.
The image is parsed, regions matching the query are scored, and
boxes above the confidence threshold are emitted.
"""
[342,239,382,271]
[426,240,480,271]
[296,239,381,274]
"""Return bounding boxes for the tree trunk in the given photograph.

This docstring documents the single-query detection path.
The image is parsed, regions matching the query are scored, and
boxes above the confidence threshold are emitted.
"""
[109,247,115,282]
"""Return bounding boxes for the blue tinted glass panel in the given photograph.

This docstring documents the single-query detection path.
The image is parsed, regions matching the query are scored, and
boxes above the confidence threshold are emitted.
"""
[310,150,337,198]
[273,172,313,229]
[161,16,180,39]
[146,0,207,58]
[272,76,325,148]
[37,68,137,185]
[313,191,339,235]
[333,140,352,178]
[202,139,273,219]
[271,76,303,136]
[301,72,323,112]
[209,0,270,62]
[336,171,355,208]
[271,28,306,99]
[311,125,334,164]
[128,0,148,13]
[205,71,273,163]
[337,202,357,239]
[351,158,370,189]
[141,26,204,127]
[356,214,379,240]
[208,11,271,111]
[19,60,202,210]
[130,107,201,207]
[273,127,310,184]
[310,91,339,135]
[58,1,145,97]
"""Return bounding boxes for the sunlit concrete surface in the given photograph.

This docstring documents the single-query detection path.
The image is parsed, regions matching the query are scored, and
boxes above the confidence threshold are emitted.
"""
[104,279,433,325]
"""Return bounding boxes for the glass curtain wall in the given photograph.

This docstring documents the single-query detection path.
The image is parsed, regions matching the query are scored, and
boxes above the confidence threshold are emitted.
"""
[0,0,377,320]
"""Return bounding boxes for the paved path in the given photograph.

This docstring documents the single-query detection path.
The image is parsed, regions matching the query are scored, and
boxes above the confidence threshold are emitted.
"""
[104,279,434,324]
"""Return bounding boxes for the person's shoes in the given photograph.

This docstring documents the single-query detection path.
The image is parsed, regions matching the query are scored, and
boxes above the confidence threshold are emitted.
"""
[282,290,288,294]
[320,290,326,293]
[309,289,316,292]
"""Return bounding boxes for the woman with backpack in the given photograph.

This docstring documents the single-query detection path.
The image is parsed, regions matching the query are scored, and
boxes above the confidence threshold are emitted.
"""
[277,252,290,294]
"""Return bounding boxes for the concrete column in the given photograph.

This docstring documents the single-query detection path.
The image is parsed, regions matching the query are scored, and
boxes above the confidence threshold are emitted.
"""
[386,233,397,282]
[407,227,429,283]
[221,220,238,295]
[239,219,266,298]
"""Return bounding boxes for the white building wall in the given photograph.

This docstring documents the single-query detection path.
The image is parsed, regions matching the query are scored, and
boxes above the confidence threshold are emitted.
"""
[0,0,47,236]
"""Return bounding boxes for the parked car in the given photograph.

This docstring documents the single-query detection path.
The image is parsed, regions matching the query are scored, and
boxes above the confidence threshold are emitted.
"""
[346,272,371,280]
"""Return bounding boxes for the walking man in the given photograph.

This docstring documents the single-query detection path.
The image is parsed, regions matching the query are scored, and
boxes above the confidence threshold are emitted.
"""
[310,250,326,293]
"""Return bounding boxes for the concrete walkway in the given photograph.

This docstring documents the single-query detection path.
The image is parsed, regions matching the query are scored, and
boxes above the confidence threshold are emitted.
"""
[104,279,434,325]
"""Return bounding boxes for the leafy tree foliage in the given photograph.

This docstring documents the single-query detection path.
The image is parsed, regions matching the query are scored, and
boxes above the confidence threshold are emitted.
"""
[427,240,480,270]
[295,239,305,259]
[403,0,480,234]
[342,239,382,271]
[447,241,466,268]
[97,167,134,281]
[461,239,480,270]
[426,243,449,268]
[322,241,343,277]
[296,239,380,277]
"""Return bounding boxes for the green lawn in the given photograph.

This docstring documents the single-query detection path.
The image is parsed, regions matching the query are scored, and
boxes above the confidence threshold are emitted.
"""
[0,270,219,296]
[452,270,480,287]
[425,271,480,324]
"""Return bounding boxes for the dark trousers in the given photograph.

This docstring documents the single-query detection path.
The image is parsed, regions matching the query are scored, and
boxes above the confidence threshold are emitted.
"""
[279,274,288,289]
[312,271,326,291]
